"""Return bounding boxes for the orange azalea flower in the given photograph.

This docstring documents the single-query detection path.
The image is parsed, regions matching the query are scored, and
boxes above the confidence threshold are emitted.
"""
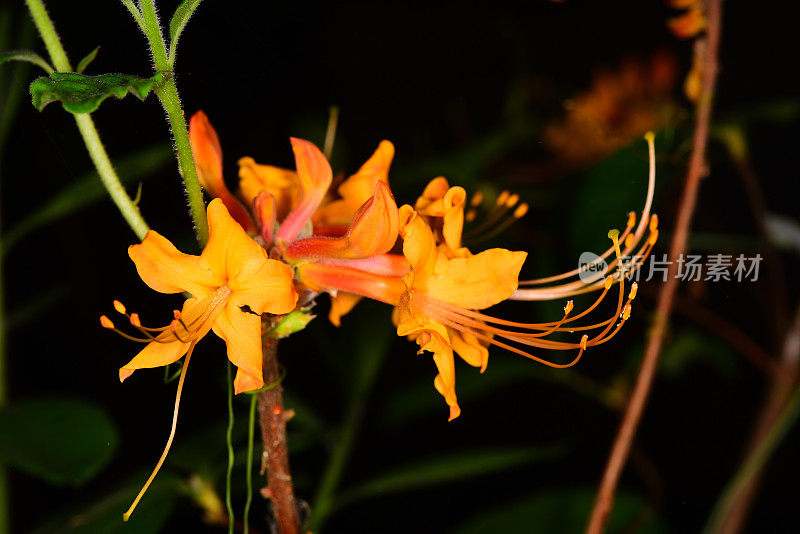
[186,110,658,422]
[101,198,298,520]
[296,133,659,420]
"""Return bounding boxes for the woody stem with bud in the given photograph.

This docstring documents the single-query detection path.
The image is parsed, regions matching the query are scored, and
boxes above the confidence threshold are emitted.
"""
[257,332,301,534]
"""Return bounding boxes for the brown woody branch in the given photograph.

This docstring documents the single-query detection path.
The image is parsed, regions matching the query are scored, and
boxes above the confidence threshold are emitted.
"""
[584,0,723,531]
[258,335,301,534]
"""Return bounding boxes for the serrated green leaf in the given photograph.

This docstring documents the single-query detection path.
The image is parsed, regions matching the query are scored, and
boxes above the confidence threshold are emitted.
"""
[336,446,562,509]
[76,46,99,73]
[1,144,172,257]
[0,49,54,74]
[30,71,163,113]
[168,0,203,64]
[453,489,667,534]
[0,397,118,485]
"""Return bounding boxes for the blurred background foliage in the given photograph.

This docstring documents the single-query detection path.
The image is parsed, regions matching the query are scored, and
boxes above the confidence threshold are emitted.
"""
[1,1,799,533]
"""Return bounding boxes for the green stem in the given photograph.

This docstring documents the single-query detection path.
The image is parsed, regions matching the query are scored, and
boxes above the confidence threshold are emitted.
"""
[73,115,149,239]
[138,0,208,245]
[243,393,257,534]
[703,383,800,534]
[24,0,149,240]
[22,0,70,72]
[137,0,169,71]
[154,78,208,244]
[225,362,235,534]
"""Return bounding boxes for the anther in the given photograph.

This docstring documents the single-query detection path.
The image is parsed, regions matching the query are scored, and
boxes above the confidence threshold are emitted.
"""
[130,313,142,328]
[604,276,614,290]
[580,334,588,350]
[513,203,529,218]
[465,208,477,222]
[625,234,634,248]
[113,300,127,315]
[649,214,659,232]
[627,212,636,228]
[622,304,632,321]
[496,190,510,206]
[505,193,519,208]
[629,283,638,300]
[564,300,574,315]
[100,315,115,329]
[648,230,659,245]
[470,191,484,207]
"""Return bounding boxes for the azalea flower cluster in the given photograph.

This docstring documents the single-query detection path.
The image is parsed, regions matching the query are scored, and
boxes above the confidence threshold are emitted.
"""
[102,111,658,422]
[101,112,657,519]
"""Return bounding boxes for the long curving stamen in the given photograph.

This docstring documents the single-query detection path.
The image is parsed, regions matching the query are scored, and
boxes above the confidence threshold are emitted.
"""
[462,190,518,239]
[468,203,529,245]
[122,343,195,521]
[517,131,657,293]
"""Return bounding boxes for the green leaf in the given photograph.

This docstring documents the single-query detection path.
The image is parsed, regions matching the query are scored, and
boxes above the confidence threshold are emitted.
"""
[336,446,562,509]
[453,489,667,534]
[0,49,54,74]
[168,0,203,64]
[75,46,99,74]
[2,143,172,257]
[30,475,181,534]
[0,397,118,485]
[29,72,163,113]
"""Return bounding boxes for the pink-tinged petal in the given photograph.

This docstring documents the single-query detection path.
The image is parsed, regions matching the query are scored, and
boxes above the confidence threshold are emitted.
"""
[284,181,399,261]
[276,138,333,243]
[129,231,220,298]
[254,191,277,244]
[189,111,255,233]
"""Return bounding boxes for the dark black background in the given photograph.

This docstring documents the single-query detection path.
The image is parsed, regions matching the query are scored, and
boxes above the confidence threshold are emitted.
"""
[2,1,800,532]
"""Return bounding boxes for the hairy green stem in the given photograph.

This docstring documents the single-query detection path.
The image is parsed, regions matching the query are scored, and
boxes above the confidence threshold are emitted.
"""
[154,79,208,244]
[138,0,169,70]
[22,0,70,71]
[24,0,149,240]
[138,0,208,244]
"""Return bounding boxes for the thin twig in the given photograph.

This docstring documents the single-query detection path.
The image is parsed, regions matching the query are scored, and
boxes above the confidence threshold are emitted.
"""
[584,1,723,531]
[705,302,800,533]
[257,335,301,534]
[708,301,800,533]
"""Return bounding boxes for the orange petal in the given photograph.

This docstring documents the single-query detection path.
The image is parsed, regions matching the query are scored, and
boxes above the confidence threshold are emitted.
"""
[398,206,437,280]
[328,291,363,327]
[238,157,300,220]
[450,327,489,372]
[212,304,264,394]
[338,140,395,204]
[284,181,399,260]
[119,338,189,383]
[129,231,220,298]
[422,247,527,309]
[276,138,333,242]
[254,191,277,243]
[189,111,255,232]
[668,7,706,39]
[118,297,214,381]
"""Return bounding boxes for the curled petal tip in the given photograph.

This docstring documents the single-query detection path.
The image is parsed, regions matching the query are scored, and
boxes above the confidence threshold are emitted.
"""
[119,368,134,383]
[448,404,462,422]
